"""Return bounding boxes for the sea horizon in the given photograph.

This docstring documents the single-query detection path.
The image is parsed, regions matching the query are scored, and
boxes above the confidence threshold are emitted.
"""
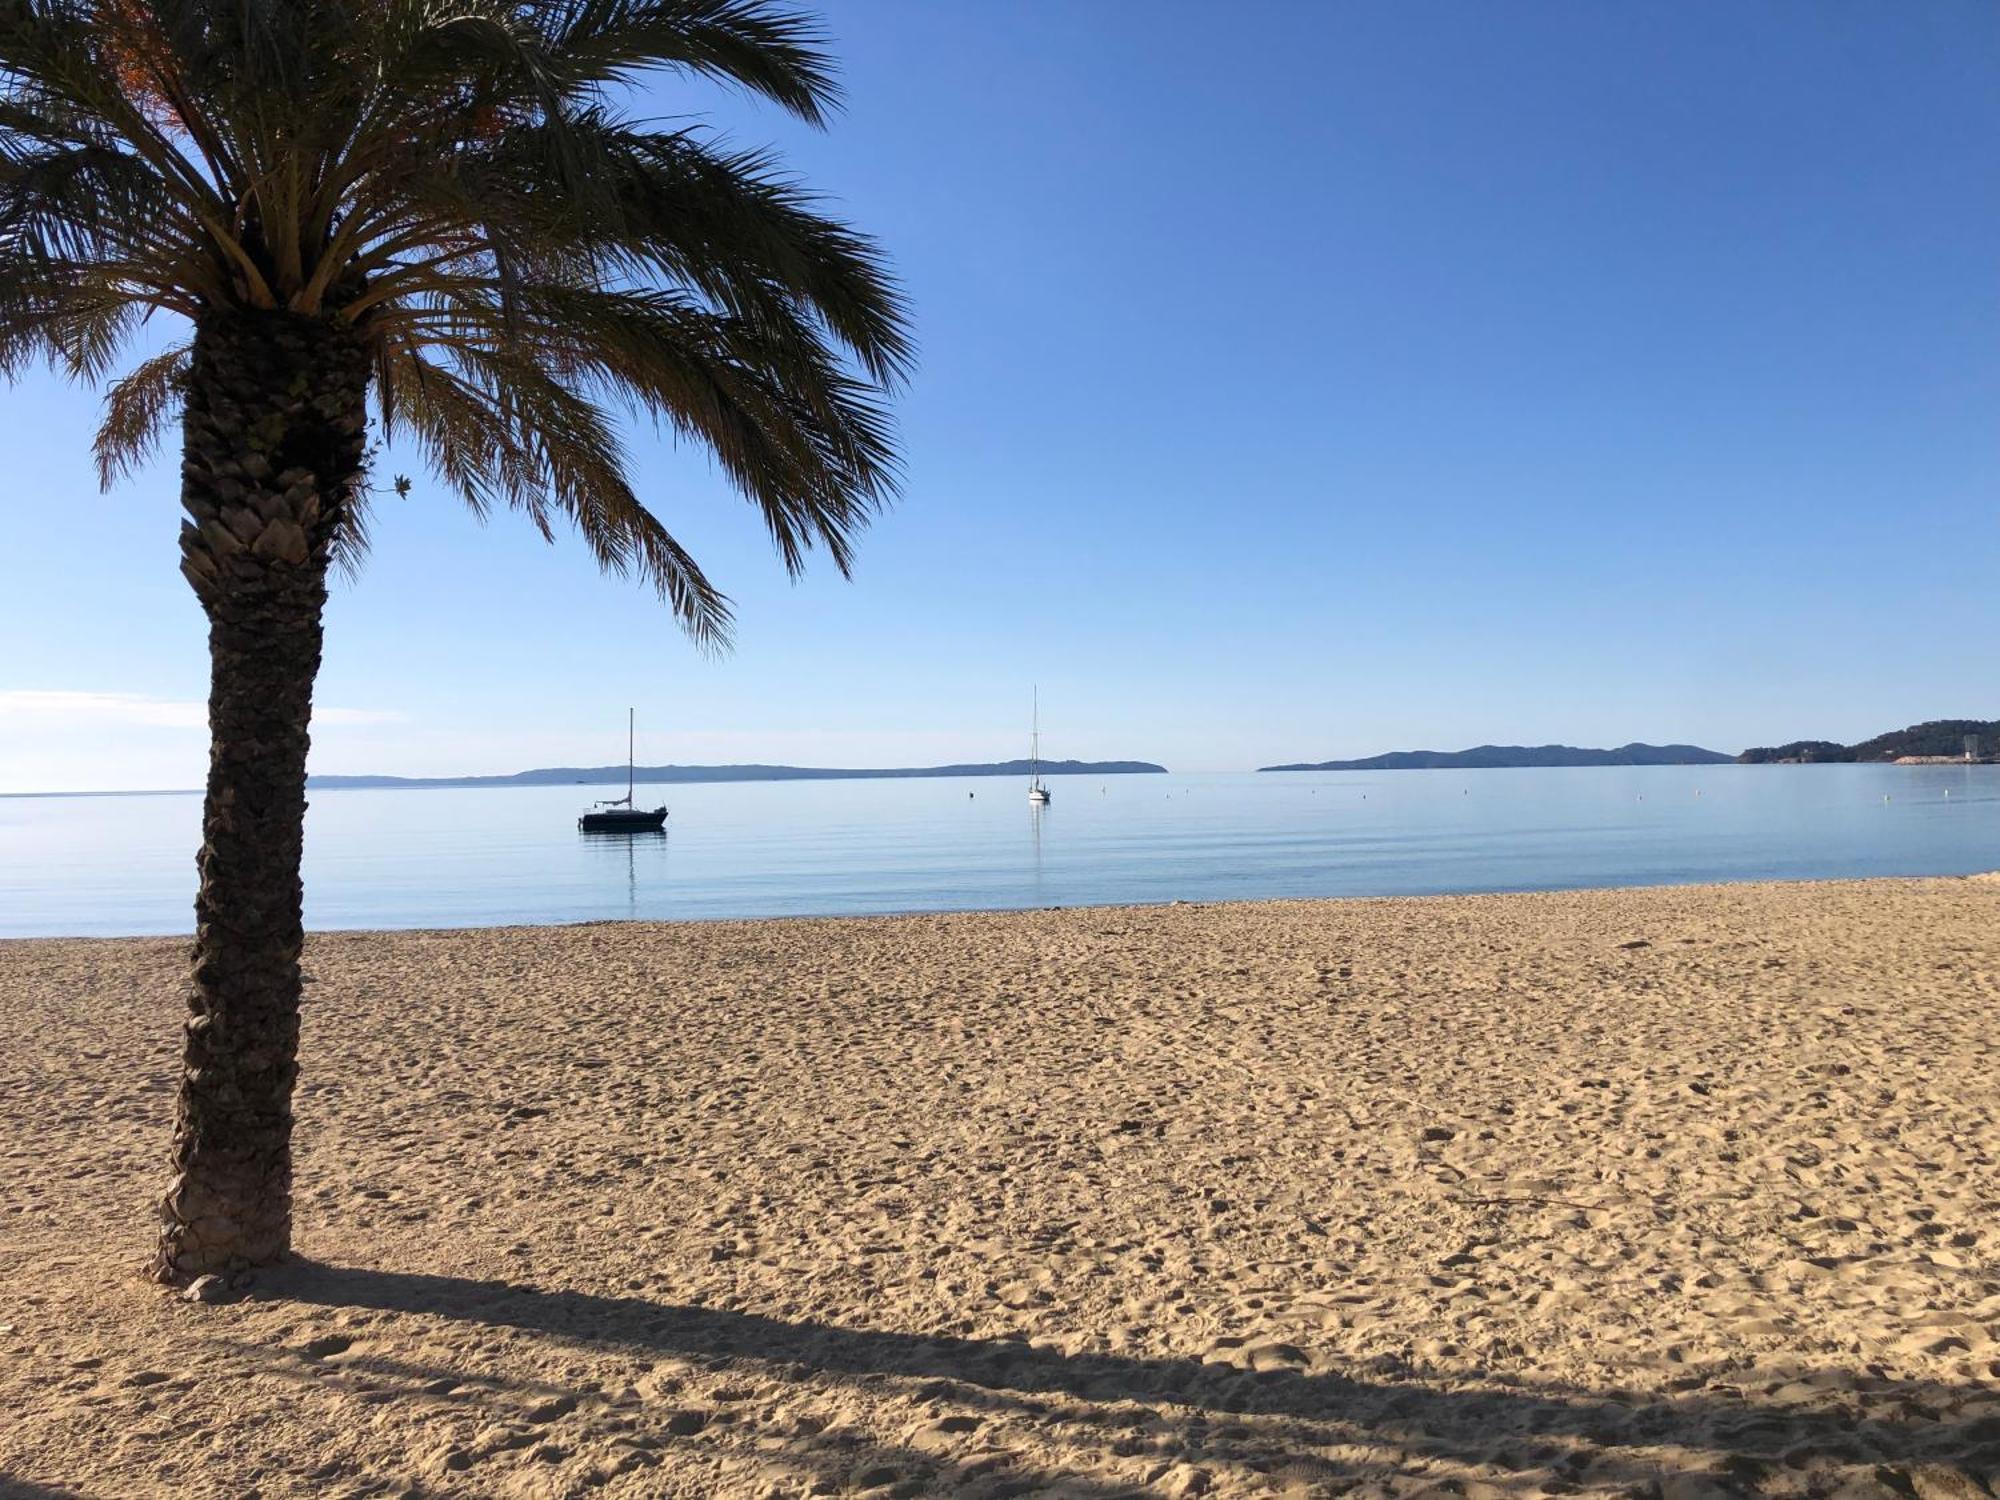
[8,761,1999,940]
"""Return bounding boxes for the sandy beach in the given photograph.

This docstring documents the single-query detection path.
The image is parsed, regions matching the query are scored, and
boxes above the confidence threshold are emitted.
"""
[3,876,1998,1499]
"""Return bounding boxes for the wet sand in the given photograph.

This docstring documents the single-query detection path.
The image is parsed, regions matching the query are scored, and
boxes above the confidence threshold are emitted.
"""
[3,877,1998,1498]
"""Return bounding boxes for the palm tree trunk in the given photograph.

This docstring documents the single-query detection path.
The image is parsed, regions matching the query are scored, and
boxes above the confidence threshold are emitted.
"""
[152,308,370,1284]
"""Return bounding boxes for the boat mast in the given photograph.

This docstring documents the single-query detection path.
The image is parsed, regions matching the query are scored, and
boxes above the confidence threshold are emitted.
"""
[627,707,635,806]
[1031,687,1040,786]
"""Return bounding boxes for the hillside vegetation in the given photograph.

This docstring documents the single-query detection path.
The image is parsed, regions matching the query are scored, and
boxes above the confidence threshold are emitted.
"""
[1738,720,1999,763]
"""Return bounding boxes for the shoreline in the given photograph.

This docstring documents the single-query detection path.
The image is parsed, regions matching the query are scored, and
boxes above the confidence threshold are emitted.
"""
[6,868,2000,946]
[6,875,1999,1495]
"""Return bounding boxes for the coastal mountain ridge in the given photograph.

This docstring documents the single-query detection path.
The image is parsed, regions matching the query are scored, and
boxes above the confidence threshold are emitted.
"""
[1737,719,2000,764]
[307,759,1168,790]
[1260,743,1733,772]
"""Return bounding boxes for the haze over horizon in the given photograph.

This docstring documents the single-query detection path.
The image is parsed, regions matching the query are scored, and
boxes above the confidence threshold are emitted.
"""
[4,0,1996,793]
[1,696,1985,794]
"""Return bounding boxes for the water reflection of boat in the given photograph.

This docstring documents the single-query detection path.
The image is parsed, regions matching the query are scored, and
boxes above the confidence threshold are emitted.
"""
[578,709,668,833]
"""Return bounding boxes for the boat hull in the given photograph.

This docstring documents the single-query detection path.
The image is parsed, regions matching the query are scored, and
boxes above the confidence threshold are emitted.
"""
[578,807,668,833]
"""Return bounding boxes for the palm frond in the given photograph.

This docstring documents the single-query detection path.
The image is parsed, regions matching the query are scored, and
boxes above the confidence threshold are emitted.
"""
[330,488,373,579]
[378,334,735,642]
[541,0,840,123]
[93,336,187,484]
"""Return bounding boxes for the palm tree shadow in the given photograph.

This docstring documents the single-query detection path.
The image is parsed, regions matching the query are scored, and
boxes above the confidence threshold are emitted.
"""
[0,1480,86,1500]
[258,1261,2000,1496]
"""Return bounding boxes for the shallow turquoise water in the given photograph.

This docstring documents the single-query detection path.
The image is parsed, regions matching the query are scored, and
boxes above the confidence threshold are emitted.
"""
[2,764,1997,937]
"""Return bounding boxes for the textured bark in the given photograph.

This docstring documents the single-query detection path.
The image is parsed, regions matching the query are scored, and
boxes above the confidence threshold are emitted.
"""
[152,309,369,1283]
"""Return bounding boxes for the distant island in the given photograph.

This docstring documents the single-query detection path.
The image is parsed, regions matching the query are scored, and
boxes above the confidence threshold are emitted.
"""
[308,758,1168,790]
[1255,719,2000,772]
[1259,743,1734,772]
[1738,718,1998,765]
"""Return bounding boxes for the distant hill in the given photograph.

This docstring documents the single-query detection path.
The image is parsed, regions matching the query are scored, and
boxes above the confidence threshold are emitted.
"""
[1738,719,2000,764]
[1259,743,1734,772]
[1734,740,1848,765]
[308,758,1167,790]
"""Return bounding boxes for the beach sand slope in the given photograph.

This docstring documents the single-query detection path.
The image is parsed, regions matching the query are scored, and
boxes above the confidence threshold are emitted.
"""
[2,878,1998,1497]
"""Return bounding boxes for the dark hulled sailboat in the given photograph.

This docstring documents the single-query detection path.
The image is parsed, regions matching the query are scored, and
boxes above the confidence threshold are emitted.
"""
[578,709,668,832]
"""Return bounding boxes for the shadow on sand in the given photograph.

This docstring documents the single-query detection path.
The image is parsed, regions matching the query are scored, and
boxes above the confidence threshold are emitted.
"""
[0,1479,86,1500]
[245,1261,2000,1497]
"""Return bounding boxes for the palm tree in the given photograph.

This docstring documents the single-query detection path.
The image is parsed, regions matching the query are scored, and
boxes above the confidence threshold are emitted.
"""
[0,0,908,1282]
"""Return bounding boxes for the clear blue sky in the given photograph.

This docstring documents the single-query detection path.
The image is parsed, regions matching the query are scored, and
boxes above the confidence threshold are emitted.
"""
[4,0,1996,791]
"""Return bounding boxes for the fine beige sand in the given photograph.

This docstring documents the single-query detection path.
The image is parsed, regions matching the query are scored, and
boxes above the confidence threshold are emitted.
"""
[3,878,1999,1499]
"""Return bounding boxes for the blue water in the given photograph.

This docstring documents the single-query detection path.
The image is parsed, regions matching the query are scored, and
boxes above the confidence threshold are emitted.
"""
[2,765,1997,937]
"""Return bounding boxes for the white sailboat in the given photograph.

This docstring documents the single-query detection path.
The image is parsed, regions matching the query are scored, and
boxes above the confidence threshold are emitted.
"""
[1028,688,1051,805]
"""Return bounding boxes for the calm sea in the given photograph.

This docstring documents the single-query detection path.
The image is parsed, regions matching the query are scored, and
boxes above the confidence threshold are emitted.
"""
[2,764,1997,938]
